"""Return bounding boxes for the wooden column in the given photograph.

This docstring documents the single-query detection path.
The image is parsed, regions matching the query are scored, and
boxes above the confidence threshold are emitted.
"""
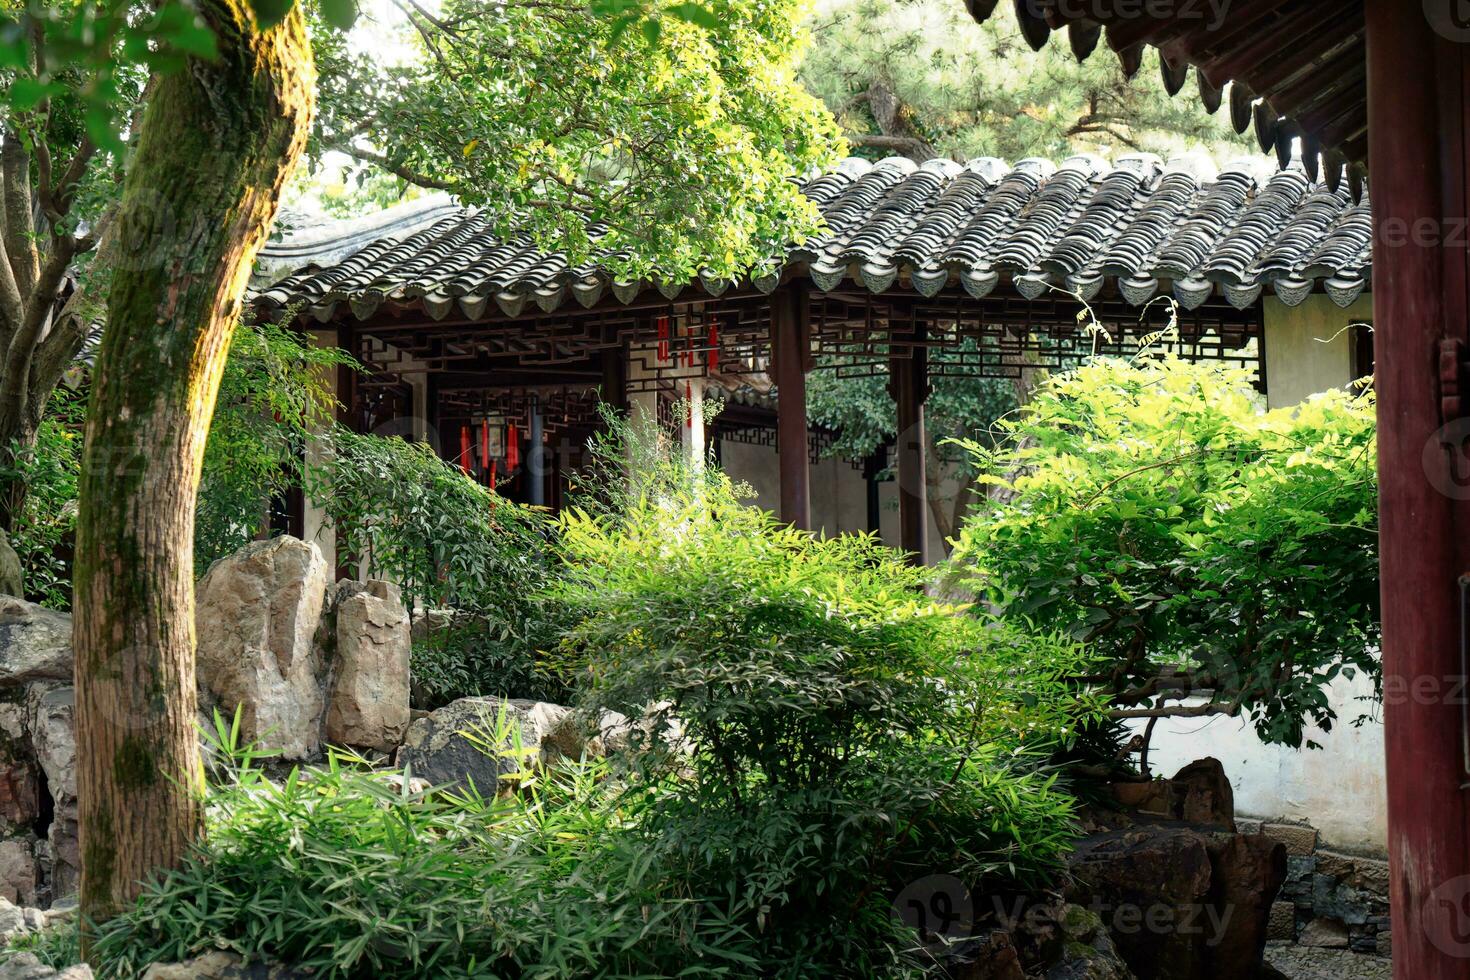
[772,283,810,529]
[527,396,546,507]
[890,333,928,564]
[1366,4,1470,976]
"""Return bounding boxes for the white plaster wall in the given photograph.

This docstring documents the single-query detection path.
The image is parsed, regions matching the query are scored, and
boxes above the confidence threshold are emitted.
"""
[1263,294,1372,409]
[1132,674,1387,853]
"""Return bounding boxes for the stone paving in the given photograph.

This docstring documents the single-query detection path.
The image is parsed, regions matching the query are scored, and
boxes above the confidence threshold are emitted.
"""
[1265,943,1392,980]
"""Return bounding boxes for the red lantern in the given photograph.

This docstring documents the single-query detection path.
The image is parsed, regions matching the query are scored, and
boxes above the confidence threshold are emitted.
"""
[507,423,520,472]
[458,426,472,475]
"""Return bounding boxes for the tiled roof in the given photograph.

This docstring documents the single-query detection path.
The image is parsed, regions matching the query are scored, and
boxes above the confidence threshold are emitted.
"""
[254,153,1372,323]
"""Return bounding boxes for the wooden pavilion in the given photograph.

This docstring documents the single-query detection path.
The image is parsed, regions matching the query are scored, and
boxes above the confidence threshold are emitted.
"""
[255,151,1369,561]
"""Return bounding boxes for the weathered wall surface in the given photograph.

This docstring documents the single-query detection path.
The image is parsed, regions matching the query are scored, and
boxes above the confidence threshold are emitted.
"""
[1263,294,1372,409]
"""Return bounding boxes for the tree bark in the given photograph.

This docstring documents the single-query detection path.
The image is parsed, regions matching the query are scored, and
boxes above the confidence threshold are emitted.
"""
[72,0,313,934]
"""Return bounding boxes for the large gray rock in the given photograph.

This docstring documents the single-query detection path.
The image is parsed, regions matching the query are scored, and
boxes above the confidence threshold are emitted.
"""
[0,839,37,907]
[196,537,329,760]
[0,599,71,686]
[0,953,90,979]
[395,696,585,793]
[324,581,410,753]
[0,535,22,600]
[140,951,304,979]
[28,686,75,903]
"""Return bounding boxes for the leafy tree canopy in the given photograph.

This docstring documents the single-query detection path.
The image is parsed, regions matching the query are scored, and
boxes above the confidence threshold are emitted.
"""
[309,0,844,280]
[948,357,1379,750]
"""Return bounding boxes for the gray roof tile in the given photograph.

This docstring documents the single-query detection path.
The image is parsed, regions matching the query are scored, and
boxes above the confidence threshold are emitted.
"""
[255,155,1373,322]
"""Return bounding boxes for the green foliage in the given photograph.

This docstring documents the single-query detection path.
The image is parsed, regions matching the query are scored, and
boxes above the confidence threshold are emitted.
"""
[195,318,355,570]
[0,387,82,607]
[806,345,1018,469]
[58,711,768,979]
[1,0,203,152]
[310,0,844,281]
[413,613,569,707]
[800,0,1252,163]
[308,430,563,703]
[948,357,1380,748]
[552,442,1099,974]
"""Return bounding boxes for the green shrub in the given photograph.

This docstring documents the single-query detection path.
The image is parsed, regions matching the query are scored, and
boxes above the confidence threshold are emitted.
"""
[948,356,1379,749]
[71,712,770,979]
[1,388,83,607]
[309,430,564,705]
[195,317,357,569]
[552,458,1098,975]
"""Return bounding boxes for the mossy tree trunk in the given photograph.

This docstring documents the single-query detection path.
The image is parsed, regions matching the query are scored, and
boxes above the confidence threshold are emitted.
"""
[71,0,314,935]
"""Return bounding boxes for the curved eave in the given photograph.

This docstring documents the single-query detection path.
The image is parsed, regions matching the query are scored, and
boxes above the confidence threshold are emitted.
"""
[965,0,1369,192]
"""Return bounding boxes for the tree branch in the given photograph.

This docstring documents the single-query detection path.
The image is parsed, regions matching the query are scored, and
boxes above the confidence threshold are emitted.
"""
[1,132,40,300]
[330,143,455,191]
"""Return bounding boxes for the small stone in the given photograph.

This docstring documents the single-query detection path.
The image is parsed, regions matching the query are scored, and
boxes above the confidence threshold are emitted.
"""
[140,951,303,978]
[324,581,411,753]
[195,536,329,761]
[0,838,37,906]
[1313,875,1373,925]
[1350,857,1391,895]
[1314,850,1355,880]
[1286,854,1317,881]
[1267,901,1296,941]
[1262,823,1318,856]
[0,531,23,599]
[1298,917,1350,948]
[0,895,25,941]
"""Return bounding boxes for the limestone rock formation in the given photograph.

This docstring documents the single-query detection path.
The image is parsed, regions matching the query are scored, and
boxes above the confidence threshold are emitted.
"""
[195,536,329,760]
[324,581,410,753]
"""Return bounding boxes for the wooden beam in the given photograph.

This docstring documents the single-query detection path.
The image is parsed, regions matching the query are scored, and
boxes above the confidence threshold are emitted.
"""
[1366,4,1470,977]
[890,331,928,564]
[772,284,810,530]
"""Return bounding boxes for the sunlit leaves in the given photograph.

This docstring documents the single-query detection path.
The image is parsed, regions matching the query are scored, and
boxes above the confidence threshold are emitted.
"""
[1,0,217,151]
[312,0,844,281]
[948,357,1380,749]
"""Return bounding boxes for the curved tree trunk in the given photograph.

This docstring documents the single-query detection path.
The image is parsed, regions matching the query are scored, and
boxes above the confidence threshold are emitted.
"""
[72,0,313,934]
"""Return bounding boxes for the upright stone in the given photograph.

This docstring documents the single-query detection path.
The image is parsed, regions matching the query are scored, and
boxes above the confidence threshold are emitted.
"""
[324,581,411,753]
[0,532,21,599]
[195,537,329,760]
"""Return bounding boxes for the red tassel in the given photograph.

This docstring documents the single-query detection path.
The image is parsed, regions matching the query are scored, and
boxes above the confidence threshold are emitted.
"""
[657,315,669,363]
[707,321,719,372]
[507,423,520,472]
[489,460,498,512]
[685,381,693,428]
[459,426,472,475]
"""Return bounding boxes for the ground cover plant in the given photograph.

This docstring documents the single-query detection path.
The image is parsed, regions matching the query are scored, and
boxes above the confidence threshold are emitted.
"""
[948,356,1379,751]
[12,421,1105,978]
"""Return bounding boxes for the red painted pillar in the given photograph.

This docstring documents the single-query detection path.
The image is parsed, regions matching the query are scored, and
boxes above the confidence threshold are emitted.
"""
[1366,4,1470,975]
[773,283,811,530]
